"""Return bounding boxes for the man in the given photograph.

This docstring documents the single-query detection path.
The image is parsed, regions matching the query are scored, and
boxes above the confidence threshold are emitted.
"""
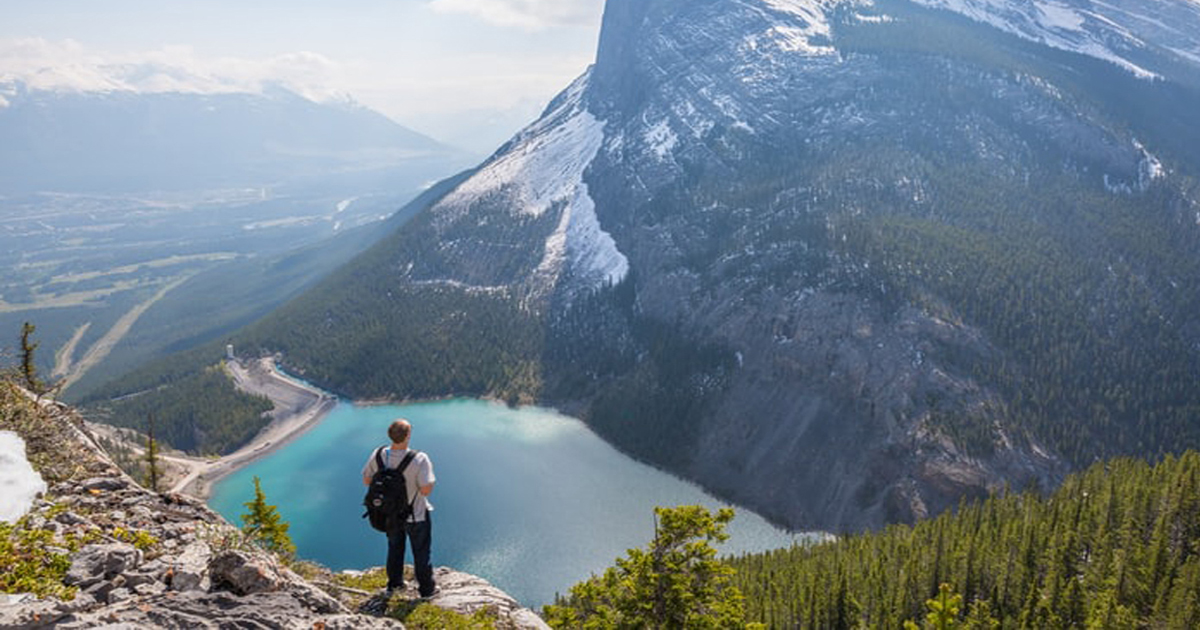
[362,418,437,598]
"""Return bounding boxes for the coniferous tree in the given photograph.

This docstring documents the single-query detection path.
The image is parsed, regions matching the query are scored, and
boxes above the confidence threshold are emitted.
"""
[19,322,44,395]
[240,476,295,555]
[545,505,762,629]
[142,414,163,492]
[906,583,964,630]
[730,452,1200,628]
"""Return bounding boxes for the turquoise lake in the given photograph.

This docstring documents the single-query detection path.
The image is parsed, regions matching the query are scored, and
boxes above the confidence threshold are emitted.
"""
[208,399,808,607]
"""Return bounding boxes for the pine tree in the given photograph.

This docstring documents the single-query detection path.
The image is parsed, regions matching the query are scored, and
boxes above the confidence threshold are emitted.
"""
[20,322,44,395]
[905,583,963,630]
[240,476,295,555]
[544,505,762,629]
[142,414,164,492]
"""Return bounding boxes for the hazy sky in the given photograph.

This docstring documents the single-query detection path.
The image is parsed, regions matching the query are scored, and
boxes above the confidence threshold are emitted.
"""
[0,0,606,152]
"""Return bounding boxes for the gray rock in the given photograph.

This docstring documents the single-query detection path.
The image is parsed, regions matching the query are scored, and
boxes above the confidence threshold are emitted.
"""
[133,581,167,597]
[106,587,132,604]
[54,510,92,527]
[81,477,127,492]
[52,591,315,629]
[54,591,98,613]
[84,579,115,602]
[0,599,64,628]
[279,567,348,615]
[0,593,36,606]
[314,614,406,629]
[208,550,285,595]
[65,543,142,587]
[425,567,551,630]
[129,505,155,522]
[167,541,211,592]
[123,569,160,589]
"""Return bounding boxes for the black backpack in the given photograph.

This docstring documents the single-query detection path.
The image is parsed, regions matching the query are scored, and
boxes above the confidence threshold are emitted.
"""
[362,446,418,532]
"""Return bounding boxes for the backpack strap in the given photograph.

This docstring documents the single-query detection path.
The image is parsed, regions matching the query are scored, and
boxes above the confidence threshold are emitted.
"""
[397,450,421,517]
[397,450,417,473]
[373,445,387,472]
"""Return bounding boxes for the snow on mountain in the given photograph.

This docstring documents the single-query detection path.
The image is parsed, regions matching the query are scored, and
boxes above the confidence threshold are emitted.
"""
[910,0,1200,77]
[438,71,629,297]
[756,0,839,56]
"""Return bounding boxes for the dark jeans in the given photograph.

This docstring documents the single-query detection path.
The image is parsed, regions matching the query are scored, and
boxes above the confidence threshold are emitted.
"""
[386,515,434,596]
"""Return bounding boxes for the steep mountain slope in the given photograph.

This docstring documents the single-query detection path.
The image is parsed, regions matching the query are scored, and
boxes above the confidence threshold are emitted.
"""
[233,0,1200,531]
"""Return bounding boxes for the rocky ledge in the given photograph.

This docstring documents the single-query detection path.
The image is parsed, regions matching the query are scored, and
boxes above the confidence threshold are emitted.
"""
[0,392,548,629]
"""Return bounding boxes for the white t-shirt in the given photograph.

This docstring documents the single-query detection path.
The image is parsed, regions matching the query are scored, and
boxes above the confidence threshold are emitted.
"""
[362,447,436,522]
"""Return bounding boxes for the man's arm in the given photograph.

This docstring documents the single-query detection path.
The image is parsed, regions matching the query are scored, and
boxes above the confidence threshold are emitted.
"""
[419,483,434,496]
[363,474,373,486]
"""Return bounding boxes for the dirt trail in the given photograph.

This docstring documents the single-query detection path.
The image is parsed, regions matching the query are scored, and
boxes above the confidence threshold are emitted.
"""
[60,276,190,391]
[52,322,91,379]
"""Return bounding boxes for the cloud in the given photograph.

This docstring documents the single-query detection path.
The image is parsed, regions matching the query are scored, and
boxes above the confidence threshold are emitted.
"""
[0,38,345,102]
[428,0,603,30]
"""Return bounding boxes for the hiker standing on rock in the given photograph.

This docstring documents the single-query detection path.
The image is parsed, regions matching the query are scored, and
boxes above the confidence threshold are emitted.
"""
[362,418,437,598]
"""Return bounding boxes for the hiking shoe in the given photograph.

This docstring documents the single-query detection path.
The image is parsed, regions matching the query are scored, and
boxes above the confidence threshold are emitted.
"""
[419,587,440,600]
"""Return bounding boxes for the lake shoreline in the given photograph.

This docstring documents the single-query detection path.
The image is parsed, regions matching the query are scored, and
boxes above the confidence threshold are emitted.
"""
[170,357,338,499]
[205,359,806,538]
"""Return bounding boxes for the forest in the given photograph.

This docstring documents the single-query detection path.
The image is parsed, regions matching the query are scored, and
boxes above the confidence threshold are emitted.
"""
[730,451,1200,628]
[79,347,273,455]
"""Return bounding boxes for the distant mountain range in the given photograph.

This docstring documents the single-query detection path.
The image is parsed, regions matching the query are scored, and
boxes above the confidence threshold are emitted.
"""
[92,0,1200,532]
[0,80,462,193]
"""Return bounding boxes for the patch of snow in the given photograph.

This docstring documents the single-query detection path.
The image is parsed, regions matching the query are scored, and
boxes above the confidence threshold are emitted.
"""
[644,119,679,161]
[0,94,8,109]
[411,279,508,295]
[1133,138,1164,183]
[440,70,628,295]
[911,0,1160,78]
[754,0,837,57]
[566,184,629,287]
[531,182,630,295]
[1107,139,1165,194]
[439,74,605,219]
[853,13,896,24]
[1039,2,1086,31]
[732,120,756,134]
[335,197,358,214]
[1,431,46,524]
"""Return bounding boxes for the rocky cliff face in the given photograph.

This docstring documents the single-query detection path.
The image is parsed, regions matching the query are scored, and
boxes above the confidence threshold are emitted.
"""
[0,383,548,629]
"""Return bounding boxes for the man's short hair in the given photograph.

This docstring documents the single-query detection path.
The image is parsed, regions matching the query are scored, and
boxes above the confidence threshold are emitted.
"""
[388,419,411,444]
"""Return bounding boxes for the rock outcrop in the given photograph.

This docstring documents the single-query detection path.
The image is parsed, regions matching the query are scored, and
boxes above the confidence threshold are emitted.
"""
[0,387,548,629]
